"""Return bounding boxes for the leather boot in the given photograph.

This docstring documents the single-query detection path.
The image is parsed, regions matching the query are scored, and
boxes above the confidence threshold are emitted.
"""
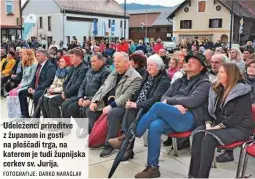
[135,165,160,178]
[108,134,125,149]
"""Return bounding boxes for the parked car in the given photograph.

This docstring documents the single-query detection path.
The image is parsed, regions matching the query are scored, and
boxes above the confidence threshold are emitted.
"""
[162,41,177,53]
[226,44,240,49]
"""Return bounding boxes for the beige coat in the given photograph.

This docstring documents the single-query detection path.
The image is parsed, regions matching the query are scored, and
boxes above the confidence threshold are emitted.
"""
[92,66,142,111]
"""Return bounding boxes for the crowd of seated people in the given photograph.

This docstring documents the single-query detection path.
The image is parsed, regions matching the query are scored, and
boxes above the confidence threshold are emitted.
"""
[2,37,255,178]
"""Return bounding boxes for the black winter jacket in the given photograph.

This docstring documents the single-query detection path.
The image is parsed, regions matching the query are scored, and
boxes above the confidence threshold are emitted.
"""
[161,73,211,126]
[63,62,88,99]
[194,81,254,145]
[245,75,255,104]
[77,65,111,100]
[135,70,170,111]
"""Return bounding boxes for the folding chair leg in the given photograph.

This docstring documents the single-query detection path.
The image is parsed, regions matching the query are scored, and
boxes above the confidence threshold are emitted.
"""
[236,146,247,178]
[189,136,192,155]
[172,137,178,157]
[212,149,217,168]
[240,153,249,178]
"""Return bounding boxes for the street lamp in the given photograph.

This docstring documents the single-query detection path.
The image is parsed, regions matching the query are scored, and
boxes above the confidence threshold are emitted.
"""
[229,0,234,48]
[124,0,126,39]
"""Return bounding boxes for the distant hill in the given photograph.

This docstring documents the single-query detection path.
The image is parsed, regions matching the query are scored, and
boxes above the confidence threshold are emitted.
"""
[120,3,168,10]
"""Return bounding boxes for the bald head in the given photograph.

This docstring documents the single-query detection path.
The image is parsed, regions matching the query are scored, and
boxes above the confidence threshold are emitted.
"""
[211,54,224,73]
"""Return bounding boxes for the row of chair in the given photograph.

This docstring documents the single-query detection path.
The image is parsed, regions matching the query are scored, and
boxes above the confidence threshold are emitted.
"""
[166,112,255,178]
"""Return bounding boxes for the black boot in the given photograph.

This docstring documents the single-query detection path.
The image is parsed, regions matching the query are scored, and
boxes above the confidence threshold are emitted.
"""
[216,150,234,163]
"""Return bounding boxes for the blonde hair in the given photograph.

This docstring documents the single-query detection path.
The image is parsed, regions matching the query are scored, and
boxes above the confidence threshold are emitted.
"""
[212,63,243,103]
[170,57,179,66]
[22,49,36,67]
[230,47,243,61]
[172,51,180,58]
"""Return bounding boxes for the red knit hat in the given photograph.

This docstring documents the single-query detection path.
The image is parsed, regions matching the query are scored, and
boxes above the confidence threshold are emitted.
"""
[61,56,71,67]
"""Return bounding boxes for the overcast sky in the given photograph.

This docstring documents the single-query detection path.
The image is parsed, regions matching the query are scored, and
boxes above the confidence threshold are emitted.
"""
[22,0,185,7]
[115,0,184,7]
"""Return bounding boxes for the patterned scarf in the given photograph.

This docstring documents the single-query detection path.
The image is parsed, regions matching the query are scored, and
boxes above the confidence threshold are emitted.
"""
[136,77,154,102]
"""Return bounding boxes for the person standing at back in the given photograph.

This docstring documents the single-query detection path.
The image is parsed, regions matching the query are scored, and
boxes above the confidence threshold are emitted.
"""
[117,38,129,54]
[153,39,164,54]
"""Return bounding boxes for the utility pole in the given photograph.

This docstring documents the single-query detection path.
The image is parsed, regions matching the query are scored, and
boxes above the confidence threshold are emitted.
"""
[19,0,22,39]
[229,0,234,49]
[124,0,126,39]
[145,9,148,40]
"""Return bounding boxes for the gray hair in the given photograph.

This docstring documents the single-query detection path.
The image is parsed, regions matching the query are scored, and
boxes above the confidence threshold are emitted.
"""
[212,54,225,63]
[113,52,129,62]
[156,38,162,43]
[92,52,105,62]
[134,50,144,55]
[147,54,165,71]
[16,47,22,53]
[36,48,48,57]
[204,49,214,56]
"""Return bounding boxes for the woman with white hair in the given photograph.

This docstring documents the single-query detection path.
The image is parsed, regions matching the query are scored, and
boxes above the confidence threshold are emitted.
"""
[108,54,170,160]
[229,47,245,74]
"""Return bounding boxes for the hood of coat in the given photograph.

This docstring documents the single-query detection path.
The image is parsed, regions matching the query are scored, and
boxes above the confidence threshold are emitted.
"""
[208,81,251,119]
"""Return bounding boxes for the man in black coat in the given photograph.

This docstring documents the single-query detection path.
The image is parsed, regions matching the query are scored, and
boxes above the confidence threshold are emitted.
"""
[47,48,88,118]
[67,53,111,137]
[19,49,56,118]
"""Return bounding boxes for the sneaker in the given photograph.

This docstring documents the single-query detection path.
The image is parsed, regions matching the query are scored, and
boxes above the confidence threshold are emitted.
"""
[135,165,160,178]
[100,146,115,158]
[163,137,172,146]
[108,134,125,149]
[216,151,234,163]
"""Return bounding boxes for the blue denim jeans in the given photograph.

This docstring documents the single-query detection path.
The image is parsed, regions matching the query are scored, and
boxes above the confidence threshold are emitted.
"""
[136,102,194,166]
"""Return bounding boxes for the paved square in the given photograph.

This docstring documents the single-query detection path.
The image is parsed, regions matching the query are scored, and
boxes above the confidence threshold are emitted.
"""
[1,98,255,178]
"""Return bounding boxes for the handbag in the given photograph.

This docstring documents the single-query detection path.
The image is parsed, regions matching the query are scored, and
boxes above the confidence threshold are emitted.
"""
[89,114,108,148]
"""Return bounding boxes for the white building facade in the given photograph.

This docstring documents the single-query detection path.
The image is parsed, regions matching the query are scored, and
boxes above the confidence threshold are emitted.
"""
[22,0,129,48]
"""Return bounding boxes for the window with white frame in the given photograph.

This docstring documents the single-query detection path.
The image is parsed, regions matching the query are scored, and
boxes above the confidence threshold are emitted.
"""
[5,0,14,14]
[180,20,192,29]
[209,18,222,28]
[198,1,206,12]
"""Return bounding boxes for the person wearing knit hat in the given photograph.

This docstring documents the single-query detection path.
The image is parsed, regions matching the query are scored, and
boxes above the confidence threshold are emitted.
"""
[40,55,71,118]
